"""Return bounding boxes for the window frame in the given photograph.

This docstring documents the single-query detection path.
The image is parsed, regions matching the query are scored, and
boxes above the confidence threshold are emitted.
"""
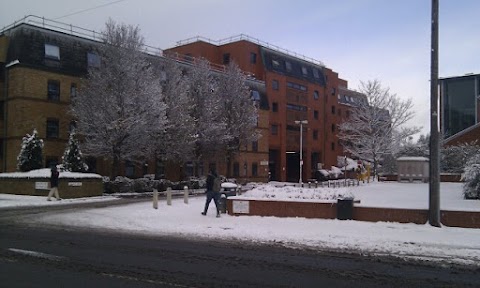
[313,90,319,100]
[45,43,60,60]
[47,80,60,101]
[272,79,279,90]
[46,118,59,139]
[250,52,257,64]
[271,124,279,135]
[272,102,279,112]
[252,163,258,177]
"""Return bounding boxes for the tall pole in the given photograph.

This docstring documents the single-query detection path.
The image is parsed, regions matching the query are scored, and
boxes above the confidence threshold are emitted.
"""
[429,0,441,227]
[299,121,303,184]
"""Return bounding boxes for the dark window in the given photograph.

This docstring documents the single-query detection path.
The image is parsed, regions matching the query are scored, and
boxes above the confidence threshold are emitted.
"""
[125,160,135,178]
[331,105,336,114]
[331,87,336,95]
[272,79,279,90]
[313,68,320,79]
[70,83,77,98]
[287,104,307,111]
[272,59,280,68]
[252,141,258,152]
[250,52,257,64]
[314,90,319,100]
[48,80,60,101]
[251,90,261,101]
[233,162,240,177]
[272,102,278,112]
[301,66,308,76]
[87,52,100,67]
[252,163,258,177]
[185,161,194,177]
[314,110,319,120]
[45,44,60,60]
[331,124,336,132]
[285,61,292,71]
[45,156,58,169]
[287,81,307,91]
[271,124,278,135]
[313,130,318,140]
[46,118,59,138]
[223,53,230,64]
[331,142,335,151]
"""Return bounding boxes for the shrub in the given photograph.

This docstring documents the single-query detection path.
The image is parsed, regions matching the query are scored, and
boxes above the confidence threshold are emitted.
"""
[462,154,480,199]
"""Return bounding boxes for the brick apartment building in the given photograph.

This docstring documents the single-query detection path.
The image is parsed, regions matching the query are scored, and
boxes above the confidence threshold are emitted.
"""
[166,35,359,182]
[0,17,269,182]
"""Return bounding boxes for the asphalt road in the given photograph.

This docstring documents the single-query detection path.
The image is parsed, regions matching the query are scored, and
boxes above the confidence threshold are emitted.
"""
[1,201,479,287]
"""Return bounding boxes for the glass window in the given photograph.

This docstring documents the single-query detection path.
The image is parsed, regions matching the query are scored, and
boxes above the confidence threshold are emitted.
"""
[271,124,278,135]
[272,102,278,112]
[314,110,319,120]
[272,79,279,90]
[125,161,135,178]
[252,141,258,152]
[48,80,60,101]
[233,162,240,177]
[46,118,59,138]
[251,90,261,101]
[70,83,77,98]
[331,87,336,95]
[285,61,292,71]
[313,68,320,79]
[250,52,257,64]
[45,44,60,60]
[252,163,258,177]
[331,105,336,114]
[314,90,319,100]
[223,53,230,64]
[87,52,101,68]
[272,59,280,68]
[302,66,308,76]
[286,104,307,111]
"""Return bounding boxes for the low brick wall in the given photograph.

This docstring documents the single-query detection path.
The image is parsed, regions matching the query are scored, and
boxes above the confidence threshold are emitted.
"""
[227,199,480,228]
[0,178,103,198]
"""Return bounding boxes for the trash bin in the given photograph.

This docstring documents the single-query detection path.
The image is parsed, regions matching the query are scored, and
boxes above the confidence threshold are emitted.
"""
[218,194,227,214]
[337,198,354,220]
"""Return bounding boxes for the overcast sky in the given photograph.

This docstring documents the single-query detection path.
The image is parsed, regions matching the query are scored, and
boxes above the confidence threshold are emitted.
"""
[1,0,479,137]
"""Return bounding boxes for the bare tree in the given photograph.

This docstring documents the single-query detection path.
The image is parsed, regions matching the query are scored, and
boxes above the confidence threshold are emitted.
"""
[72,20,166,179]
[338,80,420,178]
[217,62,259,176]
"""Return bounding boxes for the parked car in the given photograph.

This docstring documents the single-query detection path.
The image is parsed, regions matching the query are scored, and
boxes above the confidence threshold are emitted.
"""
[221,182,238,197]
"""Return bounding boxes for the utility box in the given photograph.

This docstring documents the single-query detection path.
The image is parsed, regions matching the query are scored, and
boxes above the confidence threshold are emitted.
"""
[397,157,429,182]
[337,198,354,220]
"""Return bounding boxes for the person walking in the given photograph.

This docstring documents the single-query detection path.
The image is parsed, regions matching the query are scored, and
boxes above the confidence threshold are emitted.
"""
[202,169,221,217]
[47,166,61,201]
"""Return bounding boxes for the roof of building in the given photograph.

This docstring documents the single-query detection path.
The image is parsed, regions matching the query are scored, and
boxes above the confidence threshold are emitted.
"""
[443,122,480,145]
[439,72,480,81]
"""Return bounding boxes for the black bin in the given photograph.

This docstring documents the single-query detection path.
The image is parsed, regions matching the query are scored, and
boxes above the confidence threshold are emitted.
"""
[337,198,354,220]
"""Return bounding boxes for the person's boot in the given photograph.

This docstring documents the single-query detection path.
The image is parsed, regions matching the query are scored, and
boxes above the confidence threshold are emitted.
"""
[201,211,206,215]
[216,210,221,218]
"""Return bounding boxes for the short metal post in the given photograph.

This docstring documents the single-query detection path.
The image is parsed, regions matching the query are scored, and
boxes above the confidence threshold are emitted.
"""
[184,186,189,204]
[153,189,158,209]
[167,187,172,205]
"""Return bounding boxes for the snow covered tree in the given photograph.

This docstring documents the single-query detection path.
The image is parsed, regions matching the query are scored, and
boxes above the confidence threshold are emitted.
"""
[338,80,420,178]
[217,62,259,176]
[62,131,88,172]
[462,153,480,199]
[157,55,196,165]
[441,141,480,173]
[17,129,43,172]
[71,20,167,179]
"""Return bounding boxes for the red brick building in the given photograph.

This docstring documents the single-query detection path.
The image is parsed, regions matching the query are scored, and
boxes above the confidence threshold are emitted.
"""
[166,35,355,182]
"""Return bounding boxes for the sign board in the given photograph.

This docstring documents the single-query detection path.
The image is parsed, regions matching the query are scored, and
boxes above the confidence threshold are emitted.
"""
[260,160,269,166]
[232,200,250,214]
[68,182,82,187]
[35,182,49,190]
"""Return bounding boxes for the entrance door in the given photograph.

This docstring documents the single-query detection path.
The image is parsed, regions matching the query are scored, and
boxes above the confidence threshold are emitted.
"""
[286,152,300,182]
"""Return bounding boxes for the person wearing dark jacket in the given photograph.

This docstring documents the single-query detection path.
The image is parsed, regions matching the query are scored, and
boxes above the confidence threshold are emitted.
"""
[47,166,61,201]
[202,169,221,217]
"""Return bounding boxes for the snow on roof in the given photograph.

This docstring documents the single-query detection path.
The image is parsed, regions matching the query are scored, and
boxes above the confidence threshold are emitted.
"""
[397,157,429,162]
[0,168,102,179]
[221,182,238,189]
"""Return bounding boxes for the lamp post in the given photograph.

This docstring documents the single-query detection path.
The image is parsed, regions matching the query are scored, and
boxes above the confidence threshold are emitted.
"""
[295,120,308,184]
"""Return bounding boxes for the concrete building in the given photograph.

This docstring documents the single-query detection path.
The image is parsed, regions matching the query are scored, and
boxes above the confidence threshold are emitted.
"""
[166,35,357,182]
[0,17,269,182]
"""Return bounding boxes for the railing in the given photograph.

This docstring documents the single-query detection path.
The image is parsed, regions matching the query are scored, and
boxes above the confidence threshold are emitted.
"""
[176,34,325,67]
[1,15,163,56]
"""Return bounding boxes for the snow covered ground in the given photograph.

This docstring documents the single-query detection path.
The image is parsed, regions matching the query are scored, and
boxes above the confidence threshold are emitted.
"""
[2,181,480,266]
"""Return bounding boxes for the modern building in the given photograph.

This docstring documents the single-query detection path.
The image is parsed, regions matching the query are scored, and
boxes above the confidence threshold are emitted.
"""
[166,35,358,182]
[440,73,480,139]
[0,17,269,182]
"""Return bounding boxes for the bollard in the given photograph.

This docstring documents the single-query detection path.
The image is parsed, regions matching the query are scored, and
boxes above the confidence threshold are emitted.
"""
[315,181,318,188]
[153,188,158,209]
[184,186,189,204]
[167,187,172,205]
[308,182,311,188]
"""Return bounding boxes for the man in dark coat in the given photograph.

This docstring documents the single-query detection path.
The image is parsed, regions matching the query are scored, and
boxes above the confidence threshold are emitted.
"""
[201,169,221,217]
[47,166,61,201]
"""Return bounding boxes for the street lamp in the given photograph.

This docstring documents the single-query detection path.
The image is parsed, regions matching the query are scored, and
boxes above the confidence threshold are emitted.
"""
[294,120,308,184]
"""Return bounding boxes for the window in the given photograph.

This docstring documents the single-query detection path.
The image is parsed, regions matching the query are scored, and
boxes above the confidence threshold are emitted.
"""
[125,160,135,178]
[331,105,336,114]
[331,124,336,132]
[301,66,308,76]
[331,142,335,151]
[233,162,240,177]
[272,79,279,90]
[87,52,101,68]
[331,87,336,95]
[70,83,77,98]
[252,163,258,177]
[46,118,59,138]
[45,156,58,169]
[272,102,278,112]
[313,68,320,79]
[48,80,60,101]
[286,104,307,111]
[223,53,230,64]
[45,44,60,60]
[250,52,257,64]
[287,81,307,91]
[271,124,278,135]
[313,90,319,100]
[285,61,292,71]
[272,59,280,68]
[313,130,318,140]
[86,157,97,173]
[251,90,261,101]
[314,110,319,120]
[252,141,258,152]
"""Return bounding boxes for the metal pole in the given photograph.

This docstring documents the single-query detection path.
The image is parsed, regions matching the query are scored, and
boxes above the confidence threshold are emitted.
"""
[429,0,441,227]
[153,189,158,209]
[299,122,303,184]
